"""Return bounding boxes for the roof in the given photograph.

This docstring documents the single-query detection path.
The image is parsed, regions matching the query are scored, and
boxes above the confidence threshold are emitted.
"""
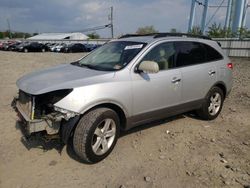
[117,33,212,44]
[117,36,156,43]
[28,32,89,40]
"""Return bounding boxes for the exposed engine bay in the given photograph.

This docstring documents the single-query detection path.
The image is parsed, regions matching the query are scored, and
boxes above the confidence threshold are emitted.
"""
[12,89,78,138]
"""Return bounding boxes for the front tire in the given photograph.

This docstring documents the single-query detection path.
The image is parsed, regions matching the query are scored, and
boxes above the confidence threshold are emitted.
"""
[73,108,120,163]
[196,86,224,120]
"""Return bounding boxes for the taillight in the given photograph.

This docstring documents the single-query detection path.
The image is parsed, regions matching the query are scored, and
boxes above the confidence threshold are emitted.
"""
[227,63,233,69]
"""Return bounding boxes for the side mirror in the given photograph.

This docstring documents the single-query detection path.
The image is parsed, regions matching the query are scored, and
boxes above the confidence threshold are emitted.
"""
[137,61,159,74]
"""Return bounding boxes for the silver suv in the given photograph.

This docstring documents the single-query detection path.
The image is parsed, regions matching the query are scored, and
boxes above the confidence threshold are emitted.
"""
[12,33,233,163]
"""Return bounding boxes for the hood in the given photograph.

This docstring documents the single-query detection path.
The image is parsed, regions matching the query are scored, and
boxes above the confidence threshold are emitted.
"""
[17,63,114,95]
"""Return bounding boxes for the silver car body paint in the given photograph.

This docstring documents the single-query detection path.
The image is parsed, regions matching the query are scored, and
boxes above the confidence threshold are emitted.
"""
[16,36,232,130]
[16,63,115,95]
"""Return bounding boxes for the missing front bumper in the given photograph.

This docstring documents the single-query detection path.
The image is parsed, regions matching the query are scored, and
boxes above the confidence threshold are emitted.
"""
[12,98,61,137]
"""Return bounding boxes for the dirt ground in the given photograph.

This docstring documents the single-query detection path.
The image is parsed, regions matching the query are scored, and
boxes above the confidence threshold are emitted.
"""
[0,51,249,188]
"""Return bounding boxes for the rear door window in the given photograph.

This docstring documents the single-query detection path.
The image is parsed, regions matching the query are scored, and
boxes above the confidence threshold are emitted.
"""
[175,42,206,67]
[175,41,223,68]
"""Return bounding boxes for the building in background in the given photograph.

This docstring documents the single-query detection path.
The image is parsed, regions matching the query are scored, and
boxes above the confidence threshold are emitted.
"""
[28,32,89,40]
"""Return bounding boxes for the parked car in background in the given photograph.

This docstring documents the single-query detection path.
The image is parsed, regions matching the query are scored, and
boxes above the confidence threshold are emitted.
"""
[64,43,87,53]
[17,42,48,52]
[49,43,59,52]
[45,43,55,50]
[0,41,103,53]
[7,41,22,51]
[0,42,6,50]
[85,44,102,52]
[2,41,16,51]
[15,42,29,51]
[54,43,67,52]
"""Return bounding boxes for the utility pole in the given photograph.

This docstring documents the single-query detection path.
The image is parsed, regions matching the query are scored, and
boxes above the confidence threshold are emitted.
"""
[6,18,12,39]
[242,0,249,28]
[225,0,233,29]
[110,6,114,38]
[201,0,209,34]
[188,0,196,32]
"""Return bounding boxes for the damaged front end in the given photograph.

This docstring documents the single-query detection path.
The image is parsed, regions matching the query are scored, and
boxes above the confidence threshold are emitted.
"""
[12,89,79,142]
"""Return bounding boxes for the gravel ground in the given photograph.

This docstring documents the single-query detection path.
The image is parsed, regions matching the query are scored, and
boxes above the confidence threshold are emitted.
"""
[0,51,249,188]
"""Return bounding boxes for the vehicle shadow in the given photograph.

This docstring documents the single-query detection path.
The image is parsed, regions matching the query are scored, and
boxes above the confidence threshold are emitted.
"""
[65,114,187,164]
[15,121,64,153]
[119,114,186,137]
[15,113,190,164]
[65,138,93,164]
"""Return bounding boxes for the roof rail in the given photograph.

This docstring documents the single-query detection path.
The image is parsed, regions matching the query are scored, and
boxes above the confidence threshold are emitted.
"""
[154,33,211,40]
[119,33,156,39]
[119,33,212,40]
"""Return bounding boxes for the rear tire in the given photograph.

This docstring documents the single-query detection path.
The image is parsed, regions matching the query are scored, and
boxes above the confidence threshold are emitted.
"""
[24,48,28,53]
[196,86,224,120]
[73,108,120,163]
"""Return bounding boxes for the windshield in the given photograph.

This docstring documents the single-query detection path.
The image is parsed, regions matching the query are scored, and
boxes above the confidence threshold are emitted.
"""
[78,41,146,71]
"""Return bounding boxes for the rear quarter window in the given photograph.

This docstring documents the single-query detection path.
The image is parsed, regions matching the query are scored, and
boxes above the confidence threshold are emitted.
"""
[203,43,223,61]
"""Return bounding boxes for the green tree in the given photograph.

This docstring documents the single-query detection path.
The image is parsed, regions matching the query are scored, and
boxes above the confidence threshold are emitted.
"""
[136,25,158,34]
[223,27,234,38]
[237,27,250,38]
[206,22,250,38]
[207,23,226,38]
[170,28,177,33]
[3,31,9,38]
[87,32,100,39]
[188,26,202,35]
[24,33,32,38]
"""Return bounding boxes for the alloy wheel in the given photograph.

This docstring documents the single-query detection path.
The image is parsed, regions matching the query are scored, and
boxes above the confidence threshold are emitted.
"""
[208,92,222,116]
[91,118,116,155]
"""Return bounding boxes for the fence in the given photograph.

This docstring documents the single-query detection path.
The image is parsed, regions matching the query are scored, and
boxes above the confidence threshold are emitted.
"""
[1,38,249,58]
[0,38,110,45]
[215,38,250,58]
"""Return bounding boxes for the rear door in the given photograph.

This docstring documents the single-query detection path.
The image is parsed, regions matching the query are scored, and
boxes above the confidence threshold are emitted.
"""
[174,41,217,104]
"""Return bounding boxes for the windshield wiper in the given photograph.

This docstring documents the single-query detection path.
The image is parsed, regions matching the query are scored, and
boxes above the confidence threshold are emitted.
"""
[72,62,115,71]
[79,63,99,70]
[71,61,96,69]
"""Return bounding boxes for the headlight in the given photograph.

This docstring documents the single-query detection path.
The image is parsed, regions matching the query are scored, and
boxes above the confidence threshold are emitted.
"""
[54,106,79,120]
[38,89,73,105]
[34,89,73,119]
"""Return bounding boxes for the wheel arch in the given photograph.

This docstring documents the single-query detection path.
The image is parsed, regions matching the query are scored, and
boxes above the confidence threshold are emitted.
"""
[81,102,128,131]
[61,101,128,144]
[212,81,227,98]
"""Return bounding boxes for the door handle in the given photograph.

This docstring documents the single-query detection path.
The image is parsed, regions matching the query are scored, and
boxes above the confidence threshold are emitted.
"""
[172,77,181,83]
[208,70,216,75]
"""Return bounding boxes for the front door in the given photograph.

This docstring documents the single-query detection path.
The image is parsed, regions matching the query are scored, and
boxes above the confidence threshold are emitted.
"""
[130,42,182,126]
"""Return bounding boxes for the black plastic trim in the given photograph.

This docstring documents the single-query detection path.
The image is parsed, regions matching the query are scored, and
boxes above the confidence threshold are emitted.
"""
[126,99,204,130]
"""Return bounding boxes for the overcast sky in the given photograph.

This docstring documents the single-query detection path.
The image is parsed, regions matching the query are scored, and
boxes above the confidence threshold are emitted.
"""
[0,0,249,37]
